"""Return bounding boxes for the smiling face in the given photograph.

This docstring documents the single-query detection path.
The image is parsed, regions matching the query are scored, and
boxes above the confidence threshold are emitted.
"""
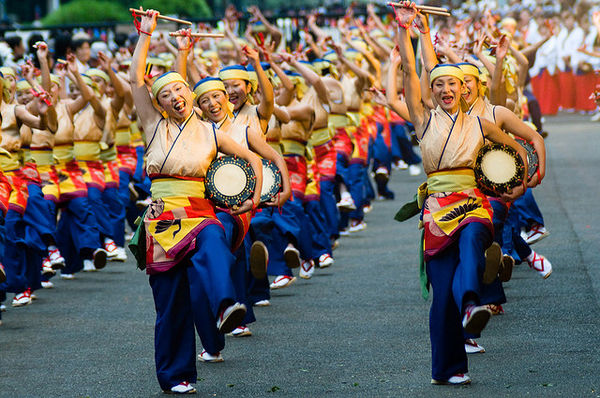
[431,75,463,113]
[223,79,251,111]
[16,89,34,105]
[462,75,479,106]
[197,90,229,122]
[156,81,194,122]
[90,76,107,96]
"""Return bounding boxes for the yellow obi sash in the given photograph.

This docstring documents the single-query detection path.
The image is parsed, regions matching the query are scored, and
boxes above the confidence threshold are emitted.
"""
[0,152,21,172]
[100,145,118,162]
[31,148,55,166]
[115,128,132,146]
[309,127,332,147]
[151,178,206,200]
[53,145,74,164]
[346,111,361,127]
[328,114,349,129]
[427,169,476,193]
[142,177,218,274]
[73,141,101,161]
[281,139,306,157]
[417,169,477,209]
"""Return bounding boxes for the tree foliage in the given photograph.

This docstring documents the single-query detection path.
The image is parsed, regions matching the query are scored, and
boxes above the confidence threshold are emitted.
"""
[42,0,212,26]
[42,0,129,25]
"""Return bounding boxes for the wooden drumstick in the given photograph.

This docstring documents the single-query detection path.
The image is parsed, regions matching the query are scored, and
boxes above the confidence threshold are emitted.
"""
[169,32,225,38]
[387,2,451,16]
[129,8,192,25]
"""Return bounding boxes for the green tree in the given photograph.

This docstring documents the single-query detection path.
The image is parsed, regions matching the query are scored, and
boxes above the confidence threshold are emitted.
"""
[42,0,129,25]
[138,0,212,18]
[42,0,213,26]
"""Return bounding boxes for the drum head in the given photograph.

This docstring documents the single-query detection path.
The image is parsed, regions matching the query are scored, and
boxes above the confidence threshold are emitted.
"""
[474,143,524,197]
[260,159,282,203]
[480,150,517,184]
[205,155,256,207]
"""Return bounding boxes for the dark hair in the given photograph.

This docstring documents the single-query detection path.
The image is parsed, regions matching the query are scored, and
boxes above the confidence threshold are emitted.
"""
[114,33,128,48]
[72,38,90,50]
[5,36,22,51]
[27,33,44,68]
[53,31,71,61]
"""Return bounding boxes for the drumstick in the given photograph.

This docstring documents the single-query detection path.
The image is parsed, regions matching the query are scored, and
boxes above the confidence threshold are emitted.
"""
[169,32,225,38]
[387,2,451,16]
[129,8,192,25]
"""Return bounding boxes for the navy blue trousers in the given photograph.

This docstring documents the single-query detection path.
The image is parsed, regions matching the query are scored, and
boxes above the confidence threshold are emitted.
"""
[101,186,124,245]
[87,186,113,239]
[319,179,339,240]
[149,224,235,390]
[426,222,491,380]
[304,199,331,259]
[57,196,102,274]
[0,209,28,293]
[512,188,544,229]
[252,206,294,277]
[390,123,421,165]
[216,212,256,326]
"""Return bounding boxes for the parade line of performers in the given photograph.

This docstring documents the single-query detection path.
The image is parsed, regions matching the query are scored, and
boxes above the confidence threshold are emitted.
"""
[0,1,562,393]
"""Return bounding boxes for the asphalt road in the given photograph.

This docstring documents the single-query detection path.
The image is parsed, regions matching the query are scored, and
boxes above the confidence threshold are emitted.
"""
[1,113,599,398]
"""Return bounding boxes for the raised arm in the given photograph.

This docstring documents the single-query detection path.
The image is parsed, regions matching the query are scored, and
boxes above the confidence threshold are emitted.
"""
[331,43,373,88]
[307,13,329,41]
[414,12,438,74]
[473,32,495,76]
[21,60,57,132]
[386,47,412,120]
[344,35,381,87]
[35,42,52,94]
[394,3,427,132]
[248,6,283,49]
[172,29,193,81]
[284,53,329,105]
[489,35,508,107]
[243,46,274,123]
[508,45,530,87]
[268,52,294,106]
[98,51,126,118]
[67,54,105,129]
[129,10,162,133]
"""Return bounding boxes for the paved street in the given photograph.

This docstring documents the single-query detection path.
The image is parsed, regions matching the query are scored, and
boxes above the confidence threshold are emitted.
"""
[1,114,599,398]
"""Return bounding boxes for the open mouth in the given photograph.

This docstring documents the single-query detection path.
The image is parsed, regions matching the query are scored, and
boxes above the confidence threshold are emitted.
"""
[229,95,239,104]
[173,99,186,113]
[442,95,454,105]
